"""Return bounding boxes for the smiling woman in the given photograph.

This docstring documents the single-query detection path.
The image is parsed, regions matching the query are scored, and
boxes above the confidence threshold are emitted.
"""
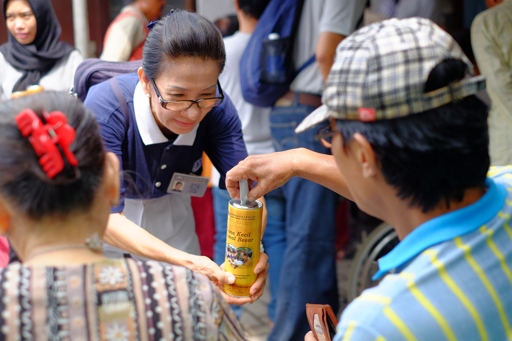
[83,9,268,307]
[0,0,83,101]
[142,58,224,136]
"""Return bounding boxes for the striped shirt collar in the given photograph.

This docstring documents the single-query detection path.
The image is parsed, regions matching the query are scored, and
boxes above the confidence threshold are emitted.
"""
[374,177,507,280]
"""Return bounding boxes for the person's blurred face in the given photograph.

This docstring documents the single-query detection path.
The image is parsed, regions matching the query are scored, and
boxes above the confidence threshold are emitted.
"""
[5,0,37,45]
[139,0,166,21]
[486,0,503,8]
[140,57,221,136]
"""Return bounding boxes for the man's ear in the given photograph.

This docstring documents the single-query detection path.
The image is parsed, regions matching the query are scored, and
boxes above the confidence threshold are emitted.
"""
[352,133,379,179]
[137,67,151,97]
[103,152,121,207]
[0,199,12,236]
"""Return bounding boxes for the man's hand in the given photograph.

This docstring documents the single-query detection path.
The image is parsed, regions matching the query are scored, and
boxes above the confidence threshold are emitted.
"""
[226,150,298,201]
[226,148,351,201]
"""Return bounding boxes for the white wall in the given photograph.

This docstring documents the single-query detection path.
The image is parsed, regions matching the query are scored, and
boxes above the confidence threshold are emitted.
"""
[196,0,236,22]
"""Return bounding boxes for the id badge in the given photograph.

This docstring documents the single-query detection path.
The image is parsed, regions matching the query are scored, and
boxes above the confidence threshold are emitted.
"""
[167,172,209,197]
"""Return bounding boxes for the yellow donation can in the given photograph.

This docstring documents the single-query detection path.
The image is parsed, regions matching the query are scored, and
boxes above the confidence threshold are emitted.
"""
[224,198,262,297]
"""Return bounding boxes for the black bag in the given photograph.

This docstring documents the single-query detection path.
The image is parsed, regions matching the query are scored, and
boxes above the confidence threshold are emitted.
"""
[71,58,142,101]
[71,58,142,123]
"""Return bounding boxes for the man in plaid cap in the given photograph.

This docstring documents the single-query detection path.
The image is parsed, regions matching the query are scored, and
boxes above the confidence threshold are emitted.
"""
[227,17,512,340]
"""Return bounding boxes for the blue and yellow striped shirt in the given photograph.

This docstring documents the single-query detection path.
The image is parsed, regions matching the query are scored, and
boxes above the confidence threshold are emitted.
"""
[335,166,512,341]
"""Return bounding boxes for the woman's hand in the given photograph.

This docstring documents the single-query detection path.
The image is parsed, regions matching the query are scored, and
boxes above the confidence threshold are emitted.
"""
[305,331,317,341]
[188,252,269,304]
[218,252,269,305]
[188,254,236,285]
[106,214,270,305]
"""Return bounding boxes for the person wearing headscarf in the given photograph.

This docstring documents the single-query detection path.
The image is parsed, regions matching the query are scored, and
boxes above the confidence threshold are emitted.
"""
[0,0,83,101]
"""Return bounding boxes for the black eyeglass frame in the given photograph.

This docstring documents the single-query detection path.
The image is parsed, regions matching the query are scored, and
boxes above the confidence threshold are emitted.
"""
[314,120,344,148]
[150,79,224,111]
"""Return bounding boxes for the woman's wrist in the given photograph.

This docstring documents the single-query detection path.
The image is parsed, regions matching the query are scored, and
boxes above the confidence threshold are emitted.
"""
[163,248,196,269]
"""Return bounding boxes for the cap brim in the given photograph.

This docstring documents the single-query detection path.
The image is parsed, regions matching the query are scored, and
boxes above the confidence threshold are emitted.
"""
[295,104,335,133]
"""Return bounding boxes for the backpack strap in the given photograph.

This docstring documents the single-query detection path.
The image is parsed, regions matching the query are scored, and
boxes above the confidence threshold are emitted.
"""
[116,10,148,32]
[103,9,149,57]
[114,10,149,61]
[107,78,131,171]
[108,78,130,128]
[105,10,149,41]
[296,55,316,76]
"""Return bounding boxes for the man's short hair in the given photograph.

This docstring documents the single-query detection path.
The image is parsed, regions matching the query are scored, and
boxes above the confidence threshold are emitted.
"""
[296,18,489,213]
[238,0,271,20]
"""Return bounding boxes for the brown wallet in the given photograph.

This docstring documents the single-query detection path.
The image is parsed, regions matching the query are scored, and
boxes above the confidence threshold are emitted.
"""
[306,303,338,341]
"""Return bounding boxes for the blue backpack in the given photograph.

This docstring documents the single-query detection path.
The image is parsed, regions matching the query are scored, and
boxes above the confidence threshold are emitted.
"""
[240,0,313,108]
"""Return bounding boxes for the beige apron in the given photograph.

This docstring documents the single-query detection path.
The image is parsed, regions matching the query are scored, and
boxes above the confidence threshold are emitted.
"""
[103,83,201,260]
[103,193,201,260]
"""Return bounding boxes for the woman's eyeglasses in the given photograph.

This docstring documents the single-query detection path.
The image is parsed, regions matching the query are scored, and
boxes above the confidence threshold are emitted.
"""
[150,79,224,111]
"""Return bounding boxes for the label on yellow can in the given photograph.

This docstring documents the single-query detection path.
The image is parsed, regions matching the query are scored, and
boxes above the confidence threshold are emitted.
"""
[224,199,262,297]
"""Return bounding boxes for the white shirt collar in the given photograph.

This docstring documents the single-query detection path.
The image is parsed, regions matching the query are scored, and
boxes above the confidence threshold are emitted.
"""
[133,82,198,146]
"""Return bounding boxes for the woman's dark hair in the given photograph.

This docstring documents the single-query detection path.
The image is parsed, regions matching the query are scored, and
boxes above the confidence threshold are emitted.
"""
[0,91,106,219]
[142,9,226,79]
[337,59,490,213]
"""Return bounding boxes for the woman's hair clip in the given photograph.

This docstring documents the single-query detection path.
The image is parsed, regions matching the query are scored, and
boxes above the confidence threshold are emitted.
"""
[15,109,79,179]
[147,9,174,31]
[147,20,158,31]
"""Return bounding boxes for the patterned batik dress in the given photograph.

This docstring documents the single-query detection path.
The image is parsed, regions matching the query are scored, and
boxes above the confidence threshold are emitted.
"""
[0,258,247,341]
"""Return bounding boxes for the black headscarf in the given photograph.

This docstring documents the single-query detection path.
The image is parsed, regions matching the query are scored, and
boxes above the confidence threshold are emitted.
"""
[0,0,74,92]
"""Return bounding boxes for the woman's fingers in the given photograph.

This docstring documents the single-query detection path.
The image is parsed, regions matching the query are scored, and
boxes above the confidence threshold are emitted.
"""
[192,256,235,285]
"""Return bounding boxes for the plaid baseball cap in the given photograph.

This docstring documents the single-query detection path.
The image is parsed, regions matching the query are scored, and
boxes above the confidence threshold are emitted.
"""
[295,18,486,133]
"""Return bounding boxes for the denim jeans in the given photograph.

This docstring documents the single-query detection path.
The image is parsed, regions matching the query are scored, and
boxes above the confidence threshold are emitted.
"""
[212,186,285,321]
[267,95,340,341]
